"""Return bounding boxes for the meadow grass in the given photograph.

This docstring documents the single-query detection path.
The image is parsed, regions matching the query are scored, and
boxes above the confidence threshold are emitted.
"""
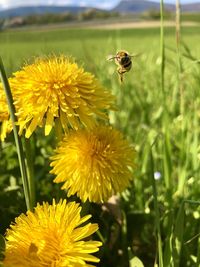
[0,26,199,74]
[0,23,200,267]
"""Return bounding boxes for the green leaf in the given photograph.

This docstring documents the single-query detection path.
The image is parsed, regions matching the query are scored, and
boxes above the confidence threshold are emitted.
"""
[129,256,144,267]
[173,202,185,267]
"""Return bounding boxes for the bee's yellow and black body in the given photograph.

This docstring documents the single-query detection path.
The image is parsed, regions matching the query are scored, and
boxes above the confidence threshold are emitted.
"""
[108,50,133,83]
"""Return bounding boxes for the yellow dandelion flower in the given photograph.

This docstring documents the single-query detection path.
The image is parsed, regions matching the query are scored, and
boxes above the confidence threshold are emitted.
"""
[10,56,115,138]
[3,199,102,267]
[50,125,136,203]
[0,84,12,141]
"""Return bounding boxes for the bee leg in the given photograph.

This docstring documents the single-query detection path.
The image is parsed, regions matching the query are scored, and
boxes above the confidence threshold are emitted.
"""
[119,73,123,83]
[117,67,124,83]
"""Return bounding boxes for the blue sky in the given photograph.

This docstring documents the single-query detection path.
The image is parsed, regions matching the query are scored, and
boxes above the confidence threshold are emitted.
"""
[0,0,199,10]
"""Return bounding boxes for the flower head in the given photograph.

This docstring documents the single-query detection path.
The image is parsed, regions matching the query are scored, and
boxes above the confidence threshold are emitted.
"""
[10,56,115,138]
[3,199,102,267]
[0,84,12,141]
[50,125,136,203]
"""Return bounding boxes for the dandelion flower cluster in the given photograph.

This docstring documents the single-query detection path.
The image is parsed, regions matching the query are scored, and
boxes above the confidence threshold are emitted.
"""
[50,125,136,203]
[0,84,12,141]
[3,199,102,267]
[10,56,115,138]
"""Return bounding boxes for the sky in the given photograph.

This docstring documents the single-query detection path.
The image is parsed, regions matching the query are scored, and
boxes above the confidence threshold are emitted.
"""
[0,0,199,10]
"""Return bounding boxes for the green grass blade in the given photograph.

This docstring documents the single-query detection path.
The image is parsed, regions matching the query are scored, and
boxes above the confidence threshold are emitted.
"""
[121,210,129,266]
[0,234,5,265]
[196,234,200,267]
[163,232,173,267]
[149,147,163,267]
[163,131,172,190]
[160,0,165,99]
[173,200,200,267]
[173,202,185,267]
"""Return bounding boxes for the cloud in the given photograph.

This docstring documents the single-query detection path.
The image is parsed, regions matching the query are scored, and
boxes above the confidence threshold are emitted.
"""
[78,0,117,9]
[0,0,75,9]
[0,0,120,10]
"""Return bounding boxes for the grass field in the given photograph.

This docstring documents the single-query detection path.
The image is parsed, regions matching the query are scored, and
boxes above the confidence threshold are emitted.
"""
[1,23,200,267]
[0,26,199,73]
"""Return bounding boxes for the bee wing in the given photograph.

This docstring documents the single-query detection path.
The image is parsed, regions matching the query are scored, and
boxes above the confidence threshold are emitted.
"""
[130,53,142,58]
[107,55,116,61]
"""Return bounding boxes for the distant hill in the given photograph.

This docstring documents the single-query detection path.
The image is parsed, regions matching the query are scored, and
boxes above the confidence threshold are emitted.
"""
[0,5,89,18]
[0,1,200,19]
[113,0,200,13]
[181,3,200,12]
[113,0,174,13]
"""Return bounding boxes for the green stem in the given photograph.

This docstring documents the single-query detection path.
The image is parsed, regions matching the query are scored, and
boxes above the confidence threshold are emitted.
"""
[176,0,186,198]
[160,0,172,193]
[176,0,181,55]
[96,230,105,244]
[121,210,129,265]
[160,0,165,99]
[55,117,63,144]
[0,57,32,210]
[176,0,183,101]
[24,137,36,208]
[81,201,105,243]
[149,148,163,267]
[196,226,200,267]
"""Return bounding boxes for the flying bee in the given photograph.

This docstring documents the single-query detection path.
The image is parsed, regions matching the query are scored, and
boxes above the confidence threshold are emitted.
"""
[108,50,139,83]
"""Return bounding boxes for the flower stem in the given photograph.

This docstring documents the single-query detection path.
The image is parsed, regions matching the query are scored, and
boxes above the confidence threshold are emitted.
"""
[0,57,32,211]
[24,136,36,208]
[55,117,63,143]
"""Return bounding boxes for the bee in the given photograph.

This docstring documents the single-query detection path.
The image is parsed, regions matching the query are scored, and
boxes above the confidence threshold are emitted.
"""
[108,50,139,83]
